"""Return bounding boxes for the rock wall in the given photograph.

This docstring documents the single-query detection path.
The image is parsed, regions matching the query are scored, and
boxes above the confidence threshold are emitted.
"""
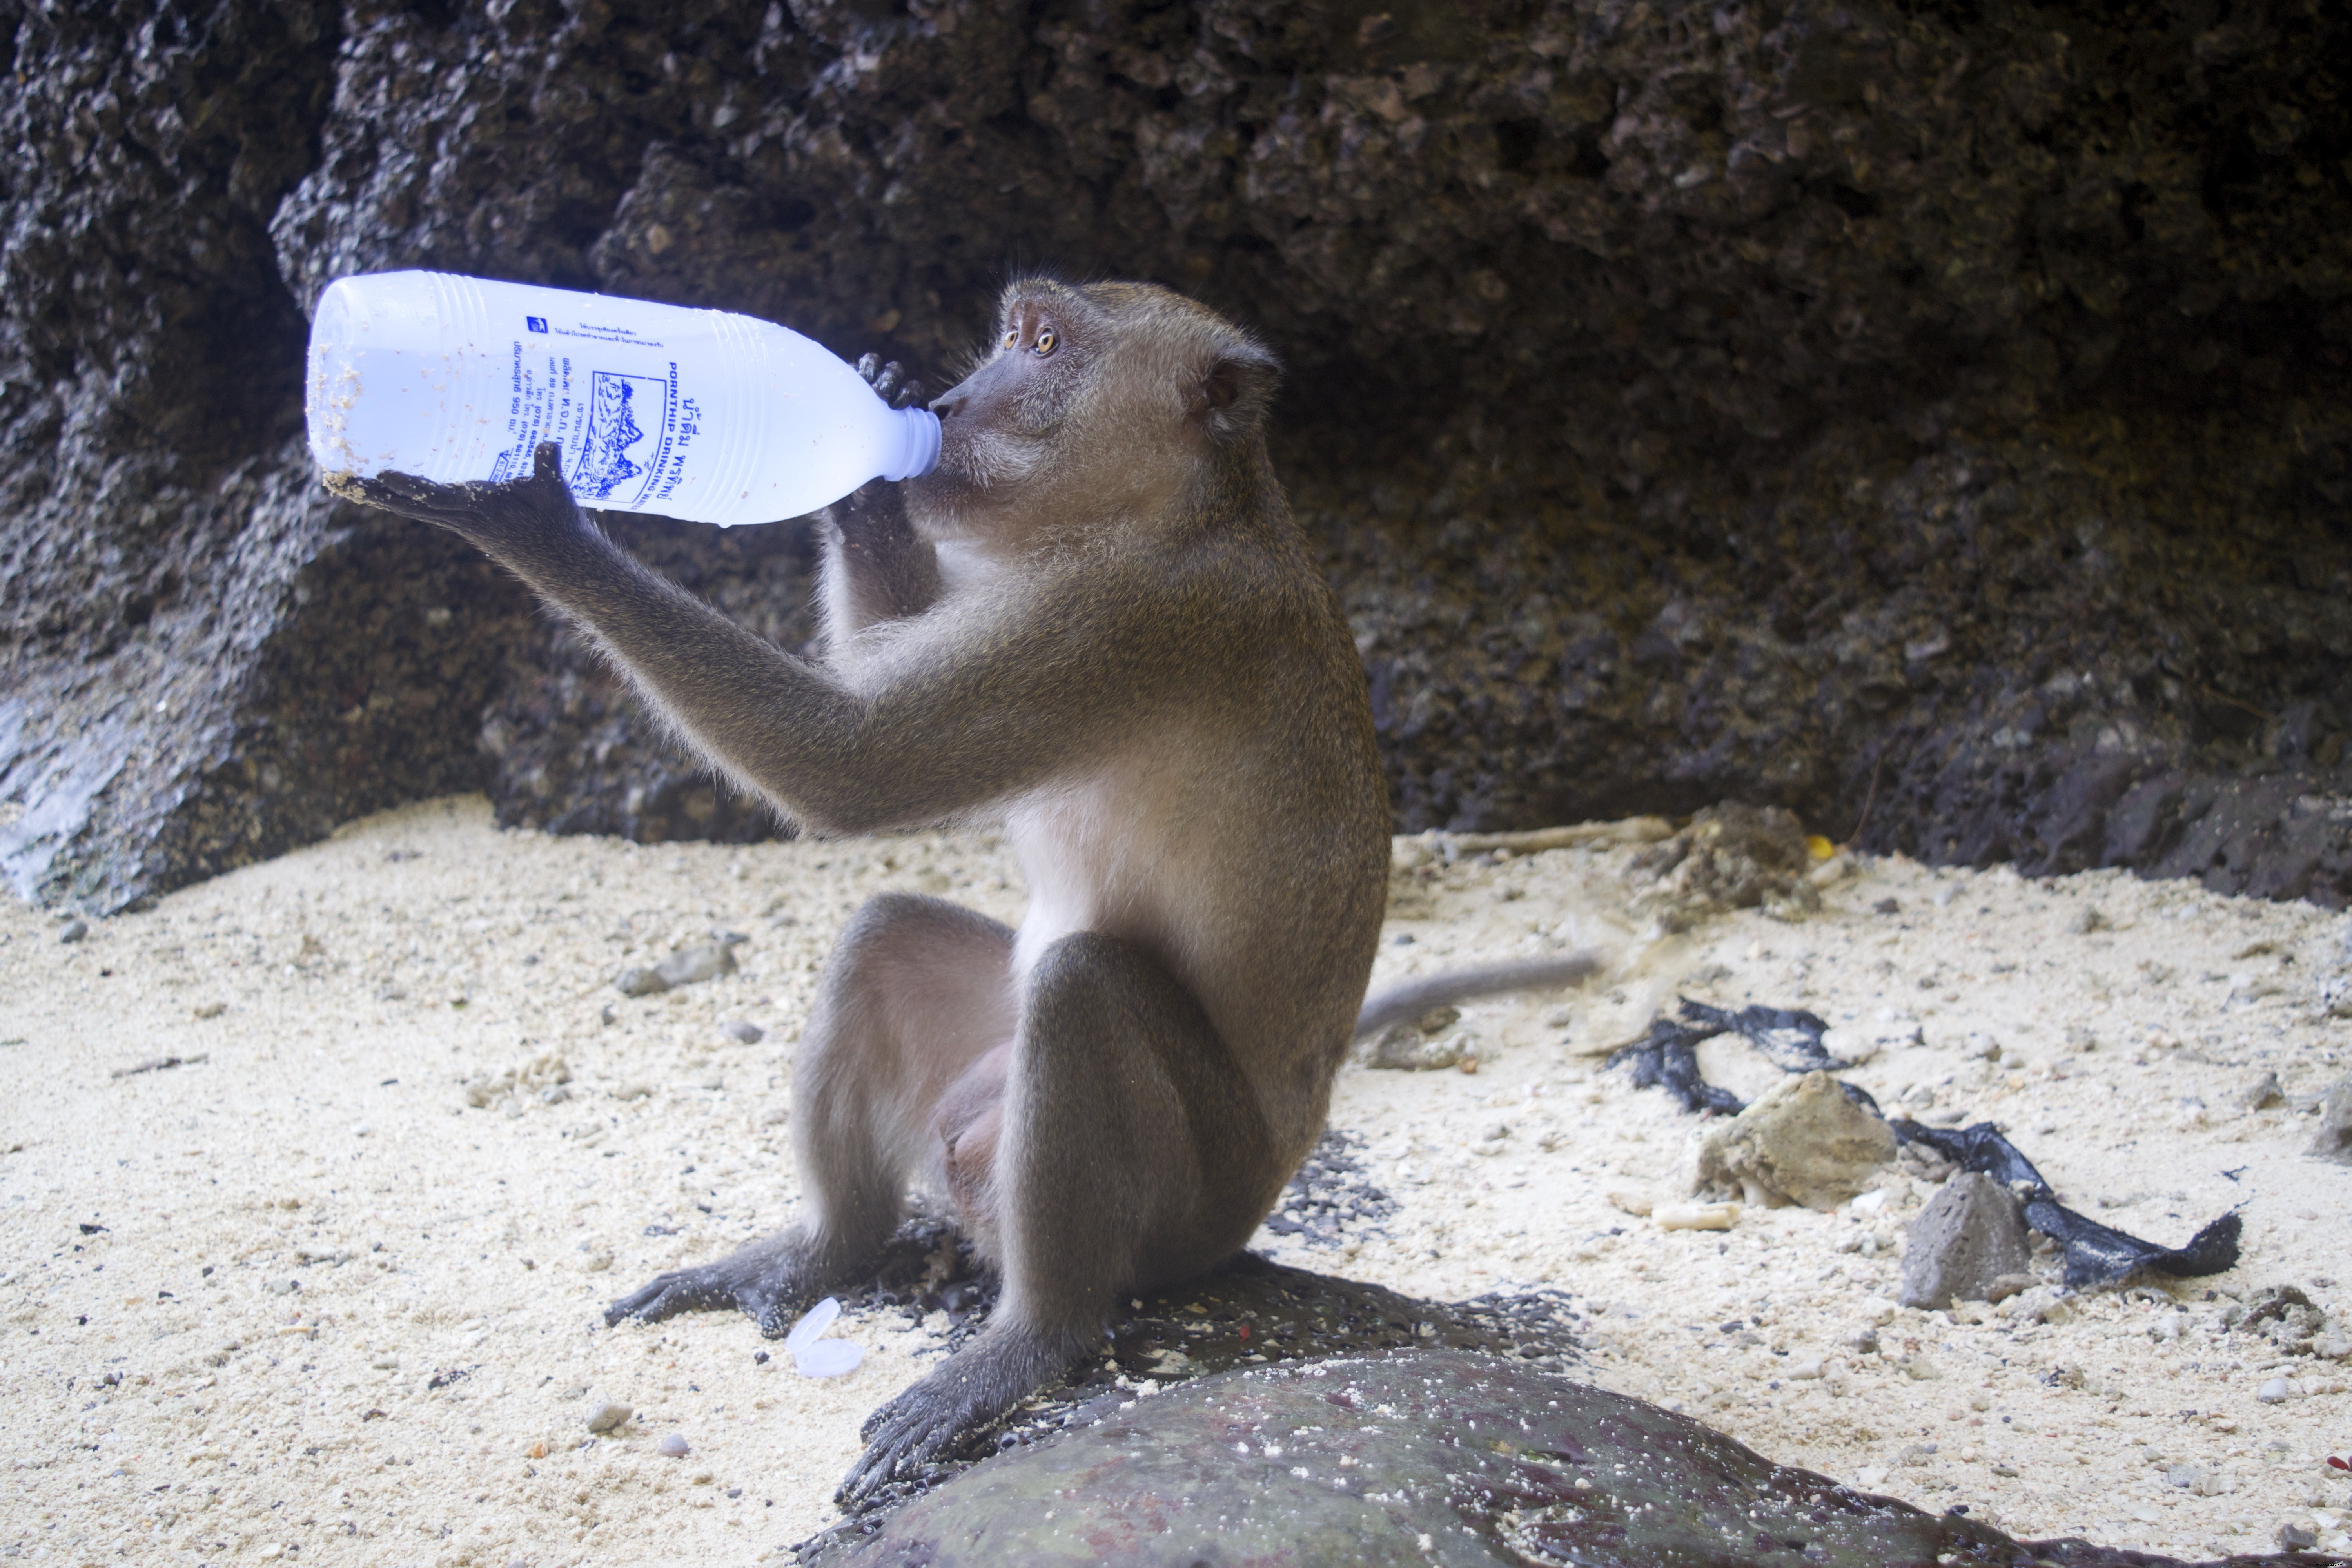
[5,0,2349,911]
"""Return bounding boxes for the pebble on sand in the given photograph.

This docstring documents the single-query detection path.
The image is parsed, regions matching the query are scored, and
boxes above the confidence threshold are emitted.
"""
[614,941,742,997]
[2256,1377,2290,1404]
[614,966,667,998]
[1685,1070,1898,1210]
[57,918,87,944]
[1898,1171,2032,1309]
[720,1020,764,1044]
[2308,1074,2352,1165]
[1363,1025,1475,1072]
[658,1432,691,1457]
[585,1401,632,1434]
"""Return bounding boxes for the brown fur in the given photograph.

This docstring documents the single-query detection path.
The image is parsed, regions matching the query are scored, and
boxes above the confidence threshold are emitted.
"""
[352,279,1390,1496]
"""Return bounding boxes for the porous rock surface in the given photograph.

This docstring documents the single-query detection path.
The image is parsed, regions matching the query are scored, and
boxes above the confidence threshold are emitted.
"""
[1898,1169,2034,1310]
[6,0,2352,910]
[1686,1067,1898,1210]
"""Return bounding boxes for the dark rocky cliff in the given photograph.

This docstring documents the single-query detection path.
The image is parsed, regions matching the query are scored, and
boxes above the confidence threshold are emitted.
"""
[5,0,2349,911]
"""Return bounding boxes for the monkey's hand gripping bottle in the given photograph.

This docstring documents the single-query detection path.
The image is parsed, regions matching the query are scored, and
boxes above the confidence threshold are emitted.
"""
[304,271,941,527]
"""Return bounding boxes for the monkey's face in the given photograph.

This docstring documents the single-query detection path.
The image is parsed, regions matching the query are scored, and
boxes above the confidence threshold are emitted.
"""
[915,293,1093,540]
[912,281,1280,548]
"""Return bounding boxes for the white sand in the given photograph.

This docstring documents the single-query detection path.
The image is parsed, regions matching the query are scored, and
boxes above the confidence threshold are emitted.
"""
[4,795,2348,1566]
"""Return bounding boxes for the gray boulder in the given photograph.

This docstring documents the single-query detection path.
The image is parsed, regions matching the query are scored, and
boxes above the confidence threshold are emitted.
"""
[808,1348,2298,1568]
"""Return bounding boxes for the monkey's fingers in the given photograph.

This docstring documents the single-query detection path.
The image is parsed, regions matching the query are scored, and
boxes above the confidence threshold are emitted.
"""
[854,352,924,411]
[602,1267,735,1327]
[347,468,488,528]
[349,443,573,526]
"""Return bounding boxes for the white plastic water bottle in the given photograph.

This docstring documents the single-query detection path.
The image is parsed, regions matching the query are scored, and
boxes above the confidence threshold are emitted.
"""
[304,271,941,527]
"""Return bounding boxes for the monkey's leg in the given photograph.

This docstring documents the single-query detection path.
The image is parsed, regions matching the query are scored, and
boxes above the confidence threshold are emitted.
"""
[604,894,1015,1335]
[841,930,1276,1497]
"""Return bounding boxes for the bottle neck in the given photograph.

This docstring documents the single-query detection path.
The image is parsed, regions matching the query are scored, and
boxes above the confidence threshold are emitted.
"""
[882,407,942,482]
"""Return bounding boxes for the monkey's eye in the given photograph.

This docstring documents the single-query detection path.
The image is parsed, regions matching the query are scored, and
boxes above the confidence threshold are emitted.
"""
[1033,330,1056,356]
[1002,329,1019,350]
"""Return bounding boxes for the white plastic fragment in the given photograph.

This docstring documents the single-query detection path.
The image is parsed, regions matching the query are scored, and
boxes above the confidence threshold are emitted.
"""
[785,1296,863,1378]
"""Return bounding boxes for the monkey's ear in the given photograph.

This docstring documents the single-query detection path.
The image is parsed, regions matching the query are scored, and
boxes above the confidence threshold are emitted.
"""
[1189,338,1279,443]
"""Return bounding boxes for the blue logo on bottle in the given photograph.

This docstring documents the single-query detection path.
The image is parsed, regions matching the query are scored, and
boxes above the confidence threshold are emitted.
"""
[526,316,548,333]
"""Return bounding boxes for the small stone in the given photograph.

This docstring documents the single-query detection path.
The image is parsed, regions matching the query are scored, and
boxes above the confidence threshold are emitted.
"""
[720,1020,764,1044]
[1651,1201,1740,1231]
[192,1000,227,1019]
[615,966,668,997]
[658,1432,691,1457]
[586,1401,632,1434]
[1898,1171,2033,1309]
[2234,1071,2285,1112]
[1684,1070,1898,1210]
[1985,1273,2035,1303]
[2257,1377,2290,1404]
[1414,1006,1461,1034]
[2167,1461,2229,1496]
[599,1003,618,1026]
[2065,907,2109,935]
[2308,1074,2352,1165]
[1363,1026,1473,1071]
[2002,1285,2072,1325]
[57,918,87,944]
[2278,1523,2319,1551]
[655,942,738,989]
[538,1083,570,1105]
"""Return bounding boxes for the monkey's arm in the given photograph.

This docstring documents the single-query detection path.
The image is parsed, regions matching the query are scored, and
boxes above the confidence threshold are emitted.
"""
[352,444,1167,834]
[822,479,940,632]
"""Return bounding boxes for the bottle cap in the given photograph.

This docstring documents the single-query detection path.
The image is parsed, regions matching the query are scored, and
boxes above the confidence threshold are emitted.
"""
[883,407,942,482]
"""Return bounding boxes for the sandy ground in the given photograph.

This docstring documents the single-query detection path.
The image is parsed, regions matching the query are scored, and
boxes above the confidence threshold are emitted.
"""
[3,794,2348,1567]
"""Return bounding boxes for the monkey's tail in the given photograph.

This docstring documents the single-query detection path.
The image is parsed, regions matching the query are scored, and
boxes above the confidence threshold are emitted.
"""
[1352,953,1604,1039]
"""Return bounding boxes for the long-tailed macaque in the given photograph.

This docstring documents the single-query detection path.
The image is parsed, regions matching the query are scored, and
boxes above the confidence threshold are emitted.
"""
[344,279,1593,1495]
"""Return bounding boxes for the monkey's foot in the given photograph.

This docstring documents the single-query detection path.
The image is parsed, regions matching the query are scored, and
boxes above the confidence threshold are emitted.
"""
[839,1328,1084,1500]
[602,1234,829,1337]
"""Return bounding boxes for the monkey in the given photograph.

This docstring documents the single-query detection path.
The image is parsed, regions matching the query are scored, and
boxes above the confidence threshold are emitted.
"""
[341,278,1599,1497]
